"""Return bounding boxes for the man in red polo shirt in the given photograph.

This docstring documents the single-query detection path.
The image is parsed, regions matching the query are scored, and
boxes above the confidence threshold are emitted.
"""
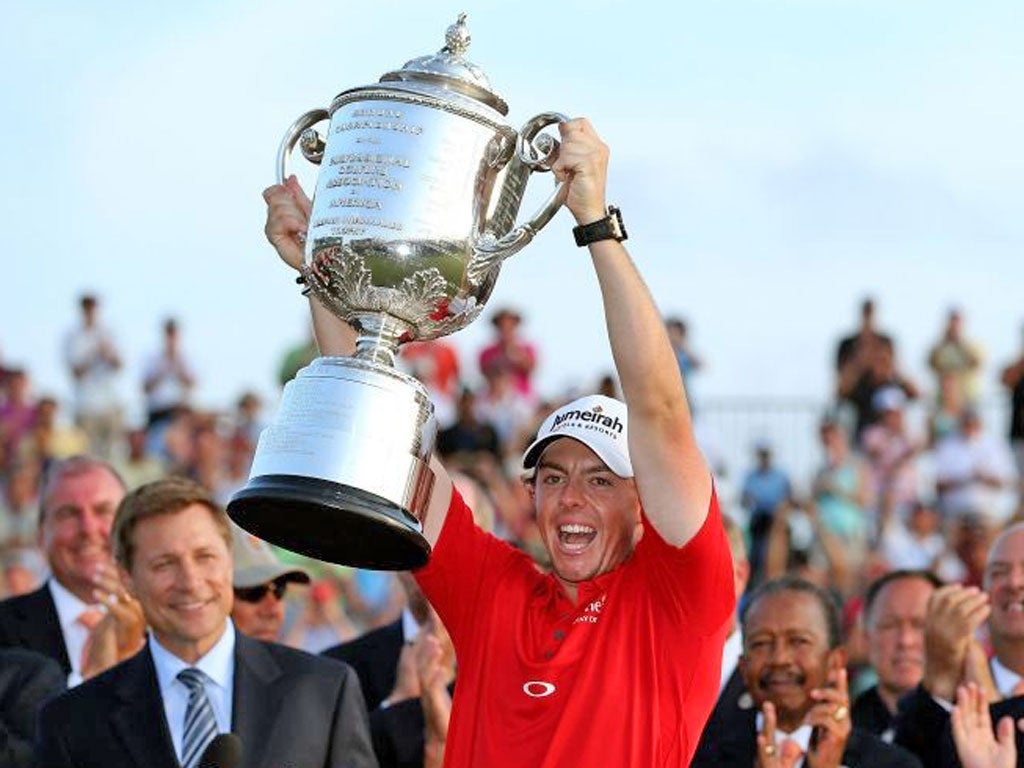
[263,118,735,767]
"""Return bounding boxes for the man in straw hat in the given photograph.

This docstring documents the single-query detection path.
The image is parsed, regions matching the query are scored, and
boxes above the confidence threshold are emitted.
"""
[229,524,309,643]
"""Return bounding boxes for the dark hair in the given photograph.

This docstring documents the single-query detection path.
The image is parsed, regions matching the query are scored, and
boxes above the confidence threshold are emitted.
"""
[741,576,842,649]
[113,476,232,571]
[665,317,687,334]
[863,570,942,626]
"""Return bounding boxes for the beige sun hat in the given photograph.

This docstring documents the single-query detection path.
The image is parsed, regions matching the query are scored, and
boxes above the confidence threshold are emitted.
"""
[230,523,311,589]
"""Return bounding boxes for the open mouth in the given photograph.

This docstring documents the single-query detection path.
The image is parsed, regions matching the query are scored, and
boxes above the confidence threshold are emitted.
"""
[557,523,597,553]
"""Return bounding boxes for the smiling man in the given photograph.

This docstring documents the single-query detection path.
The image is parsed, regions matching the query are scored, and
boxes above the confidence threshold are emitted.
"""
[895,523,1024,767]
[35,476,376,768]
[0,456,126,685]
[695,576,919,768]
[263,118,735,767]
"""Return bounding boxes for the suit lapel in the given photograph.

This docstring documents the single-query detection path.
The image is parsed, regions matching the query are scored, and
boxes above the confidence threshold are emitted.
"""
[233,634,284,768]
[717,707,758,765]
[110,648,179,768]
[18,586,71,674]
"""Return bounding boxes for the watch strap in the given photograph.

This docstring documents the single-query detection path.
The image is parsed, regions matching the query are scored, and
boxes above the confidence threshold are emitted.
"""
[573,206,627,247]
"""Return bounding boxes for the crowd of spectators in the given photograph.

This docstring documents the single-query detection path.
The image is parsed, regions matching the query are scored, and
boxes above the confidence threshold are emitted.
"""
[2,290,1024,767]
[739,299,1022,602]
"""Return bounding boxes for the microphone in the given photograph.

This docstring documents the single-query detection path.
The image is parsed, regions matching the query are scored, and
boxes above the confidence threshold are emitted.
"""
[198,733,243,768]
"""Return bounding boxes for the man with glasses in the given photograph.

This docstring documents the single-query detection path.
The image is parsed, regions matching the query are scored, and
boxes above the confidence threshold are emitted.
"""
[229,524,309,643]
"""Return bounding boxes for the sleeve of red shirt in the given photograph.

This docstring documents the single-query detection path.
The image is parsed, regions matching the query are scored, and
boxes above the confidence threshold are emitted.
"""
[413,489,521,648]
[636,486,736,636]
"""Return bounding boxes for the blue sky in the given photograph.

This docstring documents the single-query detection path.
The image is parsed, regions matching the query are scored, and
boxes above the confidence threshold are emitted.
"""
[2,1,1022,423]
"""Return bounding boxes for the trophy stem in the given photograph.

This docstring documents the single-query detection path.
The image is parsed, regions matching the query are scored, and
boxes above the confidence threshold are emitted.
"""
[352,313,412,367]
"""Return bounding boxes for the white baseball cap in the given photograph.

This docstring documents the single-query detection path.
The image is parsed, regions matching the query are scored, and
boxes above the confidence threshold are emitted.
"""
[522,394,633,477]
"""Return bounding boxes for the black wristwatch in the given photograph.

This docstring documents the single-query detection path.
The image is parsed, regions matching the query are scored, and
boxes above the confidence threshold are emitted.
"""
[573,206,628,247]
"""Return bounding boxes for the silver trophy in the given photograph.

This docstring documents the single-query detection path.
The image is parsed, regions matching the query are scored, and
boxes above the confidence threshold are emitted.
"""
[228,14,567,569]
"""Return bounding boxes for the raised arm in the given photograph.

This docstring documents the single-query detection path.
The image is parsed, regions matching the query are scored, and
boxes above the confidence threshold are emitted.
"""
[262,176,453,545]
[263,177,359,356]
[551,119,711,546]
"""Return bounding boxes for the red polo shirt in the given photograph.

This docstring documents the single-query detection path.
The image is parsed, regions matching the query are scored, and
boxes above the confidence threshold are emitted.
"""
[415,487,734,768]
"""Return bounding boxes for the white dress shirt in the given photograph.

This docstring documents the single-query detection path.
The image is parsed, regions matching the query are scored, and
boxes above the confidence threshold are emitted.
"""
[932,657,1024,713]
[720,629,742,692]
[991,657,1023,698]
[48,578,101,688]
[401,608,421,644]
[149,621,235,764]
[755,711,814,764]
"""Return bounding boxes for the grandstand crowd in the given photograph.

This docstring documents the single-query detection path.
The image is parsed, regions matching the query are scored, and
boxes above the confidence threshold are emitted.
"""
[1,287,1023,768]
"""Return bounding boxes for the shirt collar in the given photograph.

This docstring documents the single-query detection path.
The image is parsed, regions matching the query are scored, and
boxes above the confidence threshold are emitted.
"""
[48,578,95,631]
[721,629,743,689]
[755,711,814,753]
[150,620,236,694]
[991,657,1022,698]
[401,608,421,644]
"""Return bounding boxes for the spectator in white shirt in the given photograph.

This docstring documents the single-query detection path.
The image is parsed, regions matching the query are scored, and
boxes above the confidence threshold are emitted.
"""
[143,317,196,430]
[934,408,1017,523]
[63,295,122,461]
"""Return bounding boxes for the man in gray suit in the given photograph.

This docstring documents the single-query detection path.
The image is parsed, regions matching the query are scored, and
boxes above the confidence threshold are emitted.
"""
[36,476,376,768]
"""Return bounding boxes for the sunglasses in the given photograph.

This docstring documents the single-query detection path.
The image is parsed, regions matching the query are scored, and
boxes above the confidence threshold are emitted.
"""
[233,580,288,603]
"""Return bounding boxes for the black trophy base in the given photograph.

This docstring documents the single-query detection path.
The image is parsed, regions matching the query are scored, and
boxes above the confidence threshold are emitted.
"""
[227,474,431,570]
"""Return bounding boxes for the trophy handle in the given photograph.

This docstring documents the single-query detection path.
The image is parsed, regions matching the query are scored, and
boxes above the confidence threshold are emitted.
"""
[276,108,331,185]
[466,112,569,286]
[512,111,570,233]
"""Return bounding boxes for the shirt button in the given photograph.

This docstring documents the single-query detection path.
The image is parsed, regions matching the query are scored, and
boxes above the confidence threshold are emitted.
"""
[553,630,566,641]
[544,650,554,660]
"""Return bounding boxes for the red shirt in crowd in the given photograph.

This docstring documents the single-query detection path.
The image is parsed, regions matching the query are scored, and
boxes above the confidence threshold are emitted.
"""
[415,487,734,768]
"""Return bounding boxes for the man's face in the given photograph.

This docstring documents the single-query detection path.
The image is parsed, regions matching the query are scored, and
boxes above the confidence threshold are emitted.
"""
[231,579,287,642]
[39,467,123,601]
[740,591,843,729]
[985,528,1024,643]
[531,438,641,588]
[866,577,933,698]
[124,504,233,661]
[948,312,962,339]
[495,315,518,340]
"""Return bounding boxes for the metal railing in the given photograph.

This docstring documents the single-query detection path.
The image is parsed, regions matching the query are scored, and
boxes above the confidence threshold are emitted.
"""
[695,396,1012,498]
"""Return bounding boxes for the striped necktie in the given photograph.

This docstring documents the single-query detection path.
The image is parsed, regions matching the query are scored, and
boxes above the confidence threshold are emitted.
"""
[178,668,218,768]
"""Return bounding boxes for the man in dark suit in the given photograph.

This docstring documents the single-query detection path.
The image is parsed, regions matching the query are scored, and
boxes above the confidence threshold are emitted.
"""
[693,576,920,768]
[325,572,455,768]
[324,573,430,711]
[853,570,941,741]
[1,648,66,768]
[692,514,751,763]
[36,476,376,768]
[895,523,1024,767]
[0,456,127,684]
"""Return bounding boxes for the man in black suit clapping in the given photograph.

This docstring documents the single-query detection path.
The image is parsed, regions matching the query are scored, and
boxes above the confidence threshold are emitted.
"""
[693,576,920,768]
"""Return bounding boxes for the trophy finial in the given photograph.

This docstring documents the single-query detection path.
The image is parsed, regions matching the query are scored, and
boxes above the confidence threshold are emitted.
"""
[443,13,471,57]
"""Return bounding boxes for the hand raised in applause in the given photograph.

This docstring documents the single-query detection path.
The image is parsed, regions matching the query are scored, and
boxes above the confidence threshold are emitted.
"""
[82,563,146,680]
[951,683,1023,768]
[923,585,991,702]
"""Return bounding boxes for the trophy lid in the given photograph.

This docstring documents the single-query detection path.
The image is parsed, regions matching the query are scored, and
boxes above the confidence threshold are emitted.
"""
[380,14,509,116]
